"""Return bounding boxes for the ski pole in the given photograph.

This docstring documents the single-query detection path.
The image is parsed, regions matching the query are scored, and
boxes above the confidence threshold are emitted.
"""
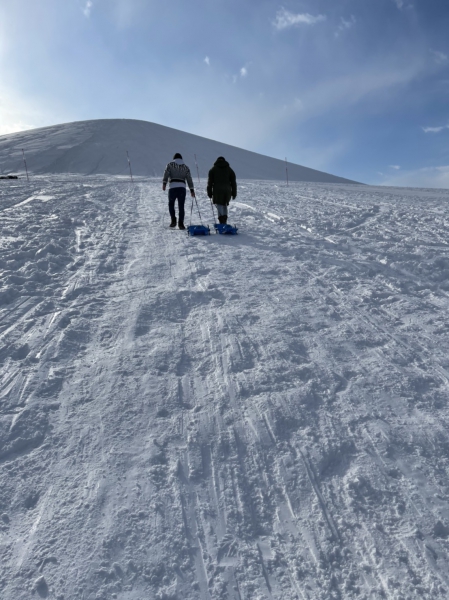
[189,195,195,227]
[194,193,204,225]
[209,195,217,223]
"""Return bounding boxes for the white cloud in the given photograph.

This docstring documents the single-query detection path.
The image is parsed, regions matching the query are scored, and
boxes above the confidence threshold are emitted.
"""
[389,165,401,170]
[232,64,250,82]
[83,1,93,17]
[422,125,449,133]
[335,15,356,37]
[392,0,414,10]
[273,8,326,31]
[204,56,210,66]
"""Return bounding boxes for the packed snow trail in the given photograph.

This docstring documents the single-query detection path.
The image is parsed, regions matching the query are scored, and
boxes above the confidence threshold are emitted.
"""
[1,176,449,600]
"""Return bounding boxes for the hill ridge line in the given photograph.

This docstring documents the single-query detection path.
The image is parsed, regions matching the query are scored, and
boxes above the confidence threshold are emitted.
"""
[0,118,360,183]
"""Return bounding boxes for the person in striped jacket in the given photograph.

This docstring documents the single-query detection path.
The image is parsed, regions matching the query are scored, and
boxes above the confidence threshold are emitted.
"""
[162,153,195,230]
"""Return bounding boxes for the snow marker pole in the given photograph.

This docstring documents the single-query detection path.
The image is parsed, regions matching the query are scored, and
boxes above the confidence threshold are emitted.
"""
[285,157,289,187]
[22,149,29,183]
[126,151,134,183]
[194,154,200,183]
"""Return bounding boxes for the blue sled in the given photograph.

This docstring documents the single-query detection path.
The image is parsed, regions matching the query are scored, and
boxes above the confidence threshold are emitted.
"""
[187,225,210,236]
[214,223,238,235]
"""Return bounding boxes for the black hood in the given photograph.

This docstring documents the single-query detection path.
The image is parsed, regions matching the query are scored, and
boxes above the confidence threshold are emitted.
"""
[214,157,229,168]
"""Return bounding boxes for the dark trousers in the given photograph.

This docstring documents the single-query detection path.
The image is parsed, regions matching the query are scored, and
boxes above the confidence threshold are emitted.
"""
[168,187,186,222]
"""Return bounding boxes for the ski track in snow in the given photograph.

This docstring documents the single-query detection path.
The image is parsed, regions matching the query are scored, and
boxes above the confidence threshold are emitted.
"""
[1,175,449,599]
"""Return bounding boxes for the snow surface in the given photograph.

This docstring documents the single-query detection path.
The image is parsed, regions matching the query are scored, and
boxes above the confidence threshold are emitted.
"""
[0,119,358,184]
[1,174,449,600]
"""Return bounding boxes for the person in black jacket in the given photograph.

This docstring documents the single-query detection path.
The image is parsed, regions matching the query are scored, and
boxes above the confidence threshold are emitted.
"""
[162,153,195,229]
[207,157,237,224]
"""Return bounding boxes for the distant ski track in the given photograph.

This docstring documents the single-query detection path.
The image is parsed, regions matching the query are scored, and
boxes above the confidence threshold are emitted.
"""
[1,176,449,599]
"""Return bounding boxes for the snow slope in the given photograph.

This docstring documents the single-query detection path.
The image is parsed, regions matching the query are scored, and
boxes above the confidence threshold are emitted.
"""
[0,119,358,184]
[1,175,449,600]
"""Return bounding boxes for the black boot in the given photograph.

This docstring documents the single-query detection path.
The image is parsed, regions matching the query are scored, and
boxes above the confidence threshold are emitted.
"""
[218,215,224,224]
[222,215,228,224]
[178,221,186,230]
[170,217,177,228]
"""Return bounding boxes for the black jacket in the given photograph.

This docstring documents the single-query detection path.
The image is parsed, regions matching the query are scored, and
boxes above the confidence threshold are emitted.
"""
[207,158,237,205]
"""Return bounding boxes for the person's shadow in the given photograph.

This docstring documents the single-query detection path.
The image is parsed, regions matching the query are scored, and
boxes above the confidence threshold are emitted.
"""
[35,577,49,598]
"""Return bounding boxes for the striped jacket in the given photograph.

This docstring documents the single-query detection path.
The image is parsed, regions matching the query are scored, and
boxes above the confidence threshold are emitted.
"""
[163,159,194,191]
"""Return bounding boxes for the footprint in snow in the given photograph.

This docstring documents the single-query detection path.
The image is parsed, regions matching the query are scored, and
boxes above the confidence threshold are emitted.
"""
[11,343,30,360]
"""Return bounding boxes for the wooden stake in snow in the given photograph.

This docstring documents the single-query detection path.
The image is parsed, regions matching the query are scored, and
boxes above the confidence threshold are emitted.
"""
[194,154,200,183]
[285,157,289,187]
[22,149,29,183]
[126,151,134,183]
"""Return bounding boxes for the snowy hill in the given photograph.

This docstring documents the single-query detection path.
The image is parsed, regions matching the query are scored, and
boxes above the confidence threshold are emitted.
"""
[0,119,358,184]
[1,174,449,600]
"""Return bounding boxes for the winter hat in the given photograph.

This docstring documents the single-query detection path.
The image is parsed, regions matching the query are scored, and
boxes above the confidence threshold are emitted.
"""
[173,153,183,159]
[217,156,225,160]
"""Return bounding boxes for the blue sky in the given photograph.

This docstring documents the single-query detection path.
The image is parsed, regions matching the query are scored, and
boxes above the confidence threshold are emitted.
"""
[1,0,448,187]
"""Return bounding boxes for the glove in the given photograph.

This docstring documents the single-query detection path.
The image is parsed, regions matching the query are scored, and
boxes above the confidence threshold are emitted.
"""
[232,195,236,200]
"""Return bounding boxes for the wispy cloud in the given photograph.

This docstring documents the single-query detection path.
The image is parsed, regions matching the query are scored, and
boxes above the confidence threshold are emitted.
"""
[233,65,250,82]
[381,165,449,189]
[108,0,148,29]
[83,1,93,18]
[335,15,356,37]
[273,8,326,31]
[422,124,449,133]
[430,49,448,64]
[389,165,401,169]
[204,56,210,66]
[298,60,425,119]
[392,0,413,10]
